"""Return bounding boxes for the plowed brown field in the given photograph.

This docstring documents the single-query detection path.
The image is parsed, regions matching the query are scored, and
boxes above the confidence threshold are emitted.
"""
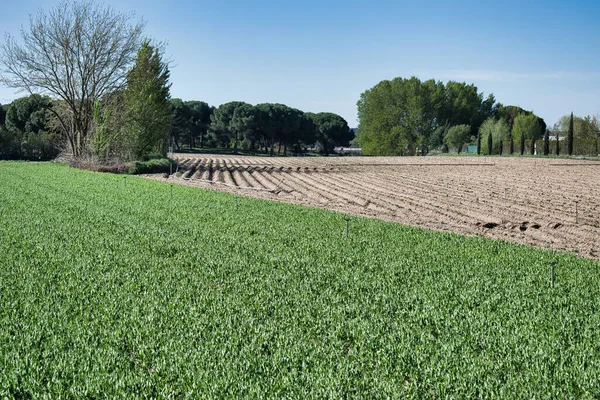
[145,154,600,259]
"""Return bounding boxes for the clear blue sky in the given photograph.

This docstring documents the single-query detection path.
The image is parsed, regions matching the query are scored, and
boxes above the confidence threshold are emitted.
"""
[1,0,599,128]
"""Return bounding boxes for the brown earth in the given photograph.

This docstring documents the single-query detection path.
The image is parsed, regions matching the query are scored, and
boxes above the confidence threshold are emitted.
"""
[143,154,600,259]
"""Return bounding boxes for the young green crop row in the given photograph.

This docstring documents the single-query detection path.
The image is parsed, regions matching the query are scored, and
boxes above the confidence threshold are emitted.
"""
[0,162,599,398]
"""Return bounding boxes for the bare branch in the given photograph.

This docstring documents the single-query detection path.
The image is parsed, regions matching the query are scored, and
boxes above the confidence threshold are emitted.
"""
[0,0,145,156]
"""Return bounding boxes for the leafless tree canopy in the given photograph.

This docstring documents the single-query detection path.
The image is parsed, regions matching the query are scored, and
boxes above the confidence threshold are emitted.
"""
[0,0,145,156]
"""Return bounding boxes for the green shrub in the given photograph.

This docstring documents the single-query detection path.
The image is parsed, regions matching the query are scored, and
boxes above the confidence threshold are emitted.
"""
[126,157,173,174]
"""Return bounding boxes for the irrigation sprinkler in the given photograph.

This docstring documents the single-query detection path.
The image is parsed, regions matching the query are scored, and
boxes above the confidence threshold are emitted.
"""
[170,184,173,199]
[550,261,556,288]
[124,176,127,187]
[345,217,350,238]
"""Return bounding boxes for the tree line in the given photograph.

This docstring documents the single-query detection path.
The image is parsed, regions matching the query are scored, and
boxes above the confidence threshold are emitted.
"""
[171,100,353,156]
[357,76,545,155]
[0,0,353,161]
[0,39,171,162]
[1,1,597,161]
[0,1,352,162]
[0,94,353,161]
[357,76,600,156]
[0,1,172,162]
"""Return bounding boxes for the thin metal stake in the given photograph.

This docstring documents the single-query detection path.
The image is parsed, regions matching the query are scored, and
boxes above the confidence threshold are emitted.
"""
[235,194,239,211]
[551,261,556,288]
[170,162,173,176]
[124,176,127,187]
[575,201,579,224]
[170,184,173,198]
[345,217,349,238]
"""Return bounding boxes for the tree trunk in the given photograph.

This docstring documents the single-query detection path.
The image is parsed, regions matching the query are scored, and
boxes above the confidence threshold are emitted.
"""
[520,133,525,156]
[530,138,535,155]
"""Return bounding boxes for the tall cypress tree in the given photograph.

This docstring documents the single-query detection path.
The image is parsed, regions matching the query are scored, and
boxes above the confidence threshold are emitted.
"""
[543,129,550,155]
[487,131,493,155]
[477,129,481,155]
[556,128,560,156]
[123,41,172,160]
[567,111,574,156]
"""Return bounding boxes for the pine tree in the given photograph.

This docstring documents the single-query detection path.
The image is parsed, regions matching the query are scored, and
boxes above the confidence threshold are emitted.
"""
[123,41,172,160]
[567,111,574,156]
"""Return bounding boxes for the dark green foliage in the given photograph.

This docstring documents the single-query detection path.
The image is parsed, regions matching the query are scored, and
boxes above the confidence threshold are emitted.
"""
[479,117,508,156]
[544,130,550,155]
[0,102,7,126]
[512,113,544,156]
[188,101,213,149]
[554,114,599,141]
[357,77,494,155]
[127,157,173,174]
[498,105,546,133]
[0,1,145,157]
[209,101,252,150]
[444,124,471,154]
[170,99,214,150]
[90,91,127,160]
[1,162,600,397]
[206,102,323,156]
[5,95,50,134]
[0,95,60,160]
[430,123,449,152]
[568,112,574,156]
[476,128,481,155]
[308,112,353,156]
[123,41,172,160]
[471,94,498,138]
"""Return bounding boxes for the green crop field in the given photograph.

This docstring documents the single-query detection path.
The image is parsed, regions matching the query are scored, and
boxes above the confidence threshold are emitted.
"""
[1,162,599,398]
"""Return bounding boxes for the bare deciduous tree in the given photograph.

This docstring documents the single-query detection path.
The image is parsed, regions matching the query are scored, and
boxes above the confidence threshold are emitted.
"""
[0,0,145,156]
